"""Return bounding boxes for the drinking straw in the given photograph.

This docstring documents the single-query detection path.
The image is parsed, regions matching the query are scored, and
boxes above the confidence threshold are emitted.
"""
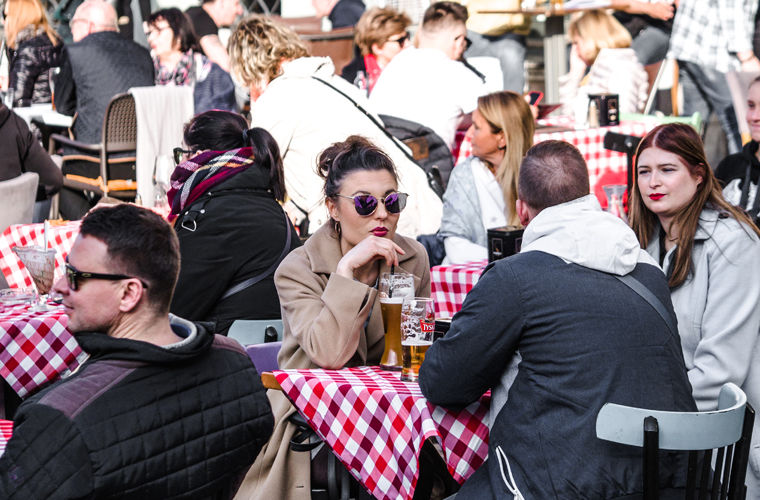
[43,220,50,249]
[388,264,395,298]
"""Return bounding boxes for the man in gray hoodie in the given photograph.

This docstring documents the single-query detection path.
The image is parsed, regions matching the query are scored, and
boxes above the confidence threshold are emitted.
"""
[419,140,696,499]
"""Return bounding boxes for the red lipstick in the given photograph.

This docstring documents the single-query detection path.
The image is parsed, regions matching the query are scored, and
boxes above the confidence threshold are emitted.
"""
[372,227,388,237]
[649,194,664,200]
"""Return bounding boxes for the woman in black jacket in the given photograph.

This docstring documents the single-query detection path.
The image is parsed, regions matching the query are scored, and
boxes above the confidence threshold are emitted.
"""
[3,0,63,107]
[168,111,300,335]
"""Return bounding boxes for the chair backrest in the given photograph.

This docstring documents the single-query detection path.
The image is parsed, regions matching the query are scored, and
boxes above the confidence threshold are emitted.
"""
[228,319,284,345]
[245,341,282,374]
[102,93,137,153]
[596,383,755,500]
[0,172,39,233]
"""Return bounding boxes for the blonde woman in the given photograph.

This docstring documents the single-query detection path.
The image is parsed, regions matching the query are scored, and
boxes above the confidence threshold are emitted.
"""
[440,90,534,264]
[3,0,62,107]
[559,9,648,120]
[227,14,442,237]
[340,7,411,93]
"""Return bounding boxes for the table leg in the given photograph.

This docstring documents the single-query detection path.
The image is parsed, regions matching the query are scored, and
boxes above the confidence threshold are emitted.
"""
[543,15,567,104]
[413,439,461,500]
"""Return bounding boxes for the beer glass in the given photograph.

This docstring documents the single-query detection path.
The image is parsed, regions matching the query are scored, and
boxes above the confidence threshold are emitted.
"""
[400,297,435,382]
[378,272,414,370]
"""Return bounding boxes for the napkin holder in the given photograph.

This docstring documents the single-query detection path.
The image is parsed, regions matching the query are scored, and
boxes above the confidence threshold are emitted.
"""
[487,226,524,262]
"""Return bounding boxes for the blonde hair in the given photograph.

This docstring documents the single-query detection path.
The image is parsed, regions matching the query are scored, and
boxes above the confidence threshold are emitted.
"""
[568,9,631,64]
[228,15,310,89]
[354,7,410,56]
[4,0,59,49]
[477,91,535,226]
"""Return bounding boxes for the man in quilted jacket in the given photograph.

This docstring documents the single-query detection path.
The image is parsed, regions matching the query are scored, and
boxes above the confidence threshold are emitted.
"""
[0,204,274,499]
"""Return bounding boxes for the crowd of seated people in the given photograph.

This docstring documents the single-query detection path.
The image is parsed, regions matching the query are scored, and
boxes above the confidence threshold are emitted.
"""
[3,0,760,498]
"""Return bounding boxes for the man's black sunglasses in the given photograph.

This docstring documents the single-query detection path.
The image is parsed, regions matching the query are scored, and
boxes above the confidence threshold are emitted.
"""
[173,147,193,165]
[335,192,408,216]
[388,33,410,46]
[65,260,147,291]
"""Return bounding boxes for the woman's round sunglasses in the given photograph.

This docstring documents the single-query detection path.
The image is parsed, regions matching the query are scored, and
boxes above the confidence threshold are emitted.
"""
[335,192,408,216]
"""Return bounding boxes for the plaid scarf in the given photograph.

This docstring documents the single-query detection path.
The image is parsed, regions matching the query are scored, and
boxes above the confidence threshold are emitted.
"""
[167,147,256,222]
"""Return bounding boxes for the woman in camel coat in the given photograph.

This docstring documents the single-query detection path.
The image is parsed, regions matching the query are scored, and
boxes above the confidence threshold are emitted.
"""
[236,136,430,500]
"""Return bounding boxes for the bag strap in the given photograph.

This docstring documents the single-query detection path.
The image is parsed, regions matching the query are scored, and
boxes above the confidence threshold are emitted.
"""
[310,76,417,164]
[220,209,292,300]
[614,273,677,337]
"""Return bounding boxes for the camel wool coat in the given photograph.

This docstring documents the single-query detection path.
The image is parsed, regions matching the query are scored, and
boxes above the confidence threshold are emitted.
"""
[235,222,431,500]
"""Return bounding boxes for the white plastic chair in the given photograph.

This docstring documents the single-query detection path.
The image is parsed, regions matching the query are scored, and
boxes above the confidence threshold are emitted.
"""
[227,319,284,345]
[0,172,39,233]
[596,383,754,500]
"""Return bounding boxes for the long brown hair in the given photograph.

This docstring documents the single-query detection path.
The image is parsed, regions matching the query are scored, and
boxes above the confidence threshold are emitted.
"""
[477,91,535,226]
[4,0,59,49]
[629,123,760,287]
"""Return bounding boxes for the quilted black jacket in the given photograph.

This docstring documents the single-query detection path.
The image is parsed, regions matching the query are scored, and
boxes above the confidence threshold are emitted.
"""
[8,32,63,107]
[0,316,274,499]
[54,31,154,146]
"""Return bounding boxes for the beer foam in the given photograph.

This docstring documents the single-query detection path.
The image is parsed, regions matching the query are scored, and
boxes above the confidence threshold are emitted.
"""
[401,339,432,346]
[380,297,404,304]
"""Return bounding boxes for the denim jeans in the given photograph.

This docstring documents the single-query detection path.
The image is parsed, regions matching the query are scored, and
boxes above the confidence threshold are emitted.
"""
[632,26,670,66]
[678,59,742,155]
[465,30,526,93]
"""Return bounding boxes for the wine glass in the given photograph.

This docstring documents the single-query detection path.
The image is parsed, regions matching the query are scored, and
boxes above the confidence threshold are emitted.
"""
[13,246,57,312]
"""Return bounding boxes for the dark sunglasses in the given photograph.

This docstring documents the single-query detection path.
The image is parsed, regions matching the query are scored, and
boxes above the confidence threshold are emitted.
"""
[335,192,408,216]
[65,260,147,291]
[387,33,410,46]
[173,147,193,165]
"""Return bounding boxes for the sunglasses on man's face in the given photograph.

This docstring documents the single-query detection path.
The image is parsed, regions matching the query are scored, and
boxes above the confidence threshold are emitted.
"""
[335,192,408,216]
[65,260,145,291]
[387,33,410,46]
[173,147,193,165]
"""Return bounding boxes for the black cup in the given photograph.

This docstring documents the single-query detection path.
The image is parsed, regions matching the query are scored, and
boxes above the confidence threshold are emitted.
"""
[588,93,620,126]
[434,318,451,341]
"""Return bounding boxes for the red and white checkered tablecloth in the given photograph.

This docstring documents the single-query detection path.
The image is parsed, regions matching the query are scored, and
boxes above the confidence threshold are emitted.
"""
[0,419,12,457]
[455,119,654,208]
[0,304,83,398]
[0,221,81,289]
[274,366,490,500]
[431,260,487,318]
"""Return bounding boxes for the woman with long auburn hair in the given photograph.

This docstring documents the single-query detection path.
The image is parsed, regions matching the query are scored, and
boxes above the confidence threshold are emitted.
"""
[439,90,534,264]
[2,0,62,107]
[629,122,760,496]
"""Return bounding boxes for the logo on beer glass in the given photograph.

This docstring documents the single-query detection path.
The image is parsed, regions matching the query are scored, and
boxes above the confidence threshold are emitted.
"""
[379,273,414,371]
[400,297,435,382]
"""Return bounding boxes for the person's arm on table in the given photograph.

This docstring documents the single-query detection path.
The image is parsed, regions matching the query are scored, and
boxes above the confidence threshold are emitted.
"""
[687,227,760,410]
[275,251,379,369]
[53,49,75,117]
[419,261,524,407]
[0,404,93,499]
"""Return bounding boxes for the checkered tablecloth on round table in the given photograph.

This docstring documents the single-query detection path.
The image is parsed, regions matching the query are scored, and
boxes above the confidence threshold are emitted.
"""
[0,419,12,457]
[274,366,490,500]
[431,260,487,318]
[0,304,83,398]
[0,221,81,289]
[456,119,654,207]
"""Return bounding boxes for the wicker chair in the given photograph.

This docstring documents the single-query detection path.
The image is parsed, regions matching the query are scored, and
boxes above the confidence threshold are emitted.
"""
[49,93,138,201]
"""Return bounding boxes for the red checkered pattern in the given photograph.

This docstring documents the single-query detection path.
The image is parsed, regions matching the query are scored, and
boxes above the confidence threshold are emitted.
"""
[274,366,490,500]
[0,419,11,457]
[431,260,487,318]
[0,304,83,398]
[456,119,654,207]
[0,222,81,289]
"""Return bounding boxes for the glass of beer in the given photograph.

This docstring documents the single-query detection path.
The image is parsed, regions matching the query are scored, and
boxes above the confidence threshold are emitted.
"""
[400,297,435,382]
[379,272,414,370]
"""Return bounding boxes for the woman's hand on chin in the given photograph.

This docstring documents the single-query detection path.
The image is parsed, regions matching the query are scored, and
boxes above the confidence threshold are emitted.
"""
[335,236,406,284]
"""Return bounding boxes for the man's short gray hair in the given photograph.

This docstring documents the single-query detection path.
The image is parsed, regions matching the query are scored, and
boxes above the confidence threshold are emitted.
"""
[517,140,590,212]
